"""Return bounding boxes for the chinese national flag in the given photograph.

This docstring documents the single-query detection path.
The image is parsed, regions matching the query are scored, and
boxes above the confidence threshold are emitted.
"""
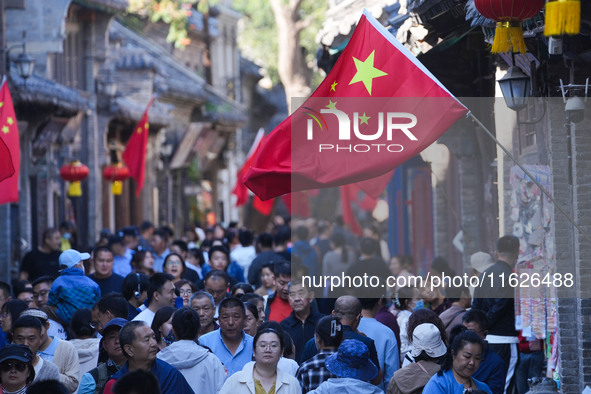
[0,79,20,204]
[244,9,468,201]
[122,98,154,197]
[233,128,274,216]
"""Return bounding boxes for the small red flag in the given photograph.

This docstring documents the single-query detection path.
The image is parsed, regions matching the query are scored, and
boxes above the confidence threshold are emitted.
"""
[253,195,274,216]
[233,128,265,206]
[340,184,362,236]
[244,10,468,201]
[122,98,154,197]
[0,79,20,204]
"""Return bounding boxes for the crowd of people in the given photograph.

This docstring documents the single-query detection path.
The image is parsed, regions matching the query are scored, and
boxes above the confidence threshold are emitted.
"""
[0,218,545,393]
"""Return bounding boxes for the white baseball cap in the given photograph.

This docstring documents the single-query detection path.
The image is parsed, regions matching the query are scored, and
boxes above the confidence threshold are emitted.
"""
[410,323,447,358]
[470,251,494,273]
[59,249,90,269]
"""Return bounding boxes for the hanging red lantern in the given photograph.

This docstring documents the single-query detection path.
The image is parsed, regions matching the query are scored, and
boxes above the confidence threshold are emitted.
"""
[103,163,130,195]
[475,0,544,53]
[545,0,580,36]
[59,161,89,197]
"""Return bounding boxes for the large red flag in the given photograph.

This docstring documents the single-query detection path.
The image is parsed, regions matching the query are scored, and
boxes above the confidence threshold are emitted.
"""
[122,97,154,197]
[233,128,265,206]
[244,9,468,201]
[0,79,20,204]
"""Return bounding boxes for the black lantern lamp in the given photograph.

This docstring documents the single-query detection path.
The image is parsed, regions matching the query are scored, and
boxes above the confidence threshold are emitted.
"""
[498,66,531,111]
[13,50,35,79]
[5,39,35,80]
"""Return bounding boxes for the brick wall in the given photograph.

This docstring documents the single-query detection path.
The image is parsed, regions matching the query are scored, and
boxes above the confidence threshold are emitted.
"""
[548,98,586,393]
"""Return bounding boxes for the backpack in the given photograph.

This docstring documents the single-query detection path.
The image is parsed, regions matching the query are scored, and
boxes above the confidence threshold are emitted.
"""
[88,363,109,394]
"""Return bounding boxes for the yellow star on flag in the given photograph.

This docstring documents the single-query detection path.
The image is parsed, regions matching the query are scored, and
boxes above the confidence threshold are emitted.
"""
[358,113,370,125]
[0,102,4,108]
[326,100,337,110]
[2,125,9,134]
[137,126,143,134]
[145,123,149,130]
[7,117,13,125]
[330,81,338,92]
[349,50,388,95]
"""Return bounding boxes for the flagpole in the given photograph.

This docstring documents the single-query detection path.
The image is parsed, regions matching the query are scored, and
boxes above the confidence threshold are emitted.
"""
[469,112,591,246]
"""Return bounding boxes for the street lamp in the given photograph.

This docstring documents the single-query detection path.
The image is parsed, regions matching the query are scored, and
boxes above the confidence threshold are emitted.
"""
[498,66,530,112]
[5,42,35,79]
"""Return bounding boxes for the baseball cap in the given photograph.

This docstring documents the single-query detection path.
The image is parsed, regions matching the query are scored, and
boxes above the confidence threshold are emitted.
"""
[410,323,447,358]
[470,251,494,273]
[0,344,33,364]
[108,234,124,247]
[102,318,128,334]
[120,226,140,237]
[59,249,90,269]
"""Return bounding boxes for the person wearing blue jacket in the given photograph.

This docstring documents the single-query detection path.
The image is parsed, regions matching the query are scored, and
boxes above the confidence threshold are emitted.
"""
[47,249,101,324]
[105,320,194,394]
[424,329,492,394]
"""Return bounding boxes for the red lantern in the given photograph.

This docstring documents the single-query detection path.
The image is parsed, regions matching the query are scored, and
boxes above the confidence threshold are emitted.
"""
[103,163,130,195]
[60,161,89,197]
[475,0,544,53]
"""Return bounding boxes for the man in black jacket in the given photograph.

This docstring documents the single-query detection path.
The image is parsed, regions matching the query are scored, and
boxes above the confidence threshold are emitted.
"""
[472,235,520,394]
[280,280,324,363]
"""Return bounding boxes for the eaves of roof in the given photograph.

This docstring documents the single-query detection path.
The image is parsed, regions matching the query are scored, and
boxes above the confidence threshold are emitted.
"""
[9,69,88,114]
[111,20,246,125]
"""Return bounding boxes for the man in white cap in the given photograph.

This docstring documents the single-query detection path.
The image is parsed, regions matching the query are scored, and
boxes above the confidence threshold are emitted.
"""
[47,249,102,325]
[386,323,447,394]
[468,251,495,298]
[470,251,494,277]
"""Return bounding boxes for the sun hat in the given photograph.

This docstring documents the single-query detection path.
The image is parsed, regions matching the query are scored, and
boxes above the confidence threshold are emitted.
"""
[59,249,91,269]
[325,339,378,382]
[470,251,494,273]
[410,323,447,358]
[0,344,33,364]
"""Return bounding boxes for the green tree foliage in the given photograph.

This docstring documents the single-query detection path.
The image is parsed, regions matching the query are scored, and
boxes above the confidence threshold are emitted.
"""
[232,0,326,85]
[128,0,217,48]
[128,0,326,89]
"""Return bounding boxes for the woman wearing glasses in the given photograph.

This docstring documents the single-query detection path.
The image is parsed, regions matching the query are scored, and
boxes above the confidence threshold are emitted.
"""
[163,253,200,285]
[0,344,35,393]
[175,280,196,308]
[220,327,300,394]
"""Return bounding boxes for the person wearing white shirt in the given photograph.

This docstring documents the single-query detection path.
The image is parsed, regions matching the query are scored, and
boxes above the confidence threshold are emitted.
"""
[133,273,176,327]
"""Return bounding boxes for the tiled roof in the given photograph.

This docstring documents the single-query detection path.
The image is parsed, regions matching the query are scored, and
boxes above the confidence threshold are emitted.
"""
[73,0,128,12]
[9,69,88,113]
[112,96,174,127]
[110,20,246,125]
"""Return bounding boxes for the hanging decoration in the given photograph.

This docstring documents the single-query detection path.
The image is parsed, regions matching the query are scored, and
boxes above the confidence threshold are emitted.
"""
[103,162,130,195]
[474,0,545,53]
[544,0,580,36]
[59,161,89,197]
